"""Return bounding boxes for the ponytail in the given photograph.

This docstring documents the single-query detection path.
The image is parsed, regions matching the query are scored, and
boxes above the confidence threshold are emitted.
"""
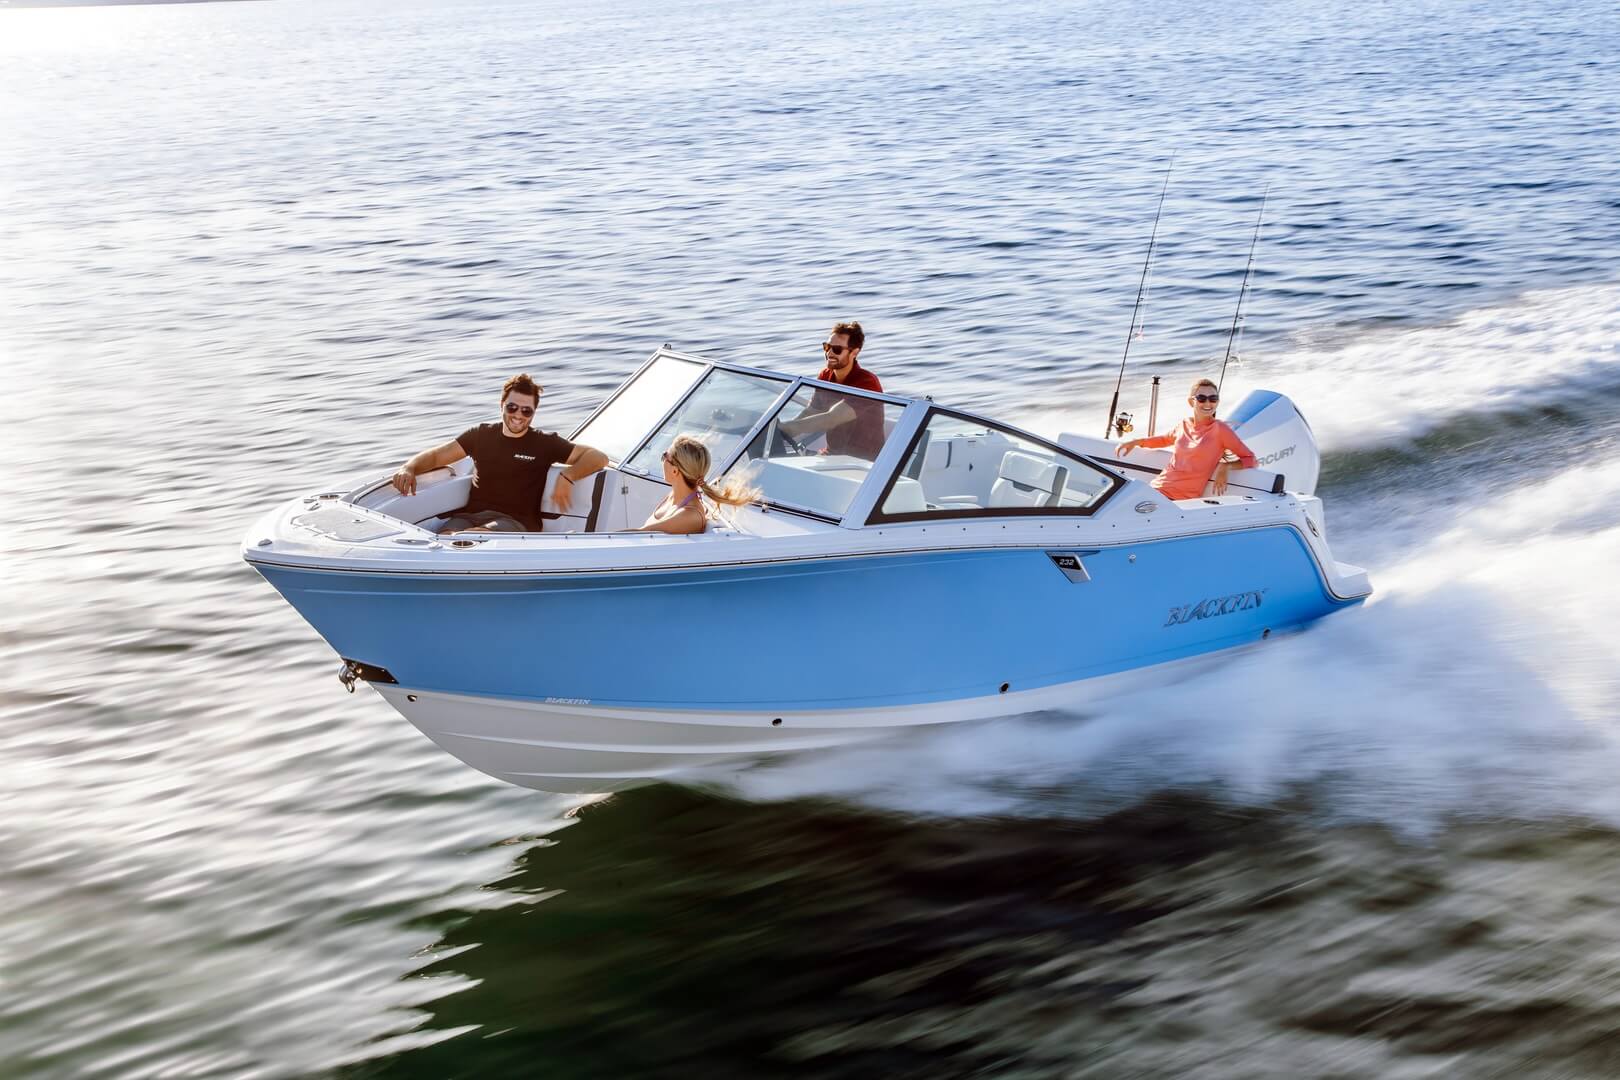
[697,476,758,509]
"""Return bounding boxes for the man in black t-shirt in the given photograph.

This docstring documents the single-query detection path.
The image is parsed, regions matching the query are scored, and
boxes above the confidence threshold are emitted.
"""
[391,373,609,532]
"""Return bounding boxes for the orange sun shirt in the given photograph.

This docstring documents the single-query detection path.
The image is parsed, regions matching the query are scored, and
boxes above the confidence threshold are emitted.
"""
[1136,418,1257,500]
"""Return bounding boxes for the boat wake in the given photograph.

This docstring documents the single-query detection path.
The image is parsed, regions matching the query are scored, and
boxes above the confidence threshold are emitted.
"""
[1235,281,1620,453]
[715,420,1620,832]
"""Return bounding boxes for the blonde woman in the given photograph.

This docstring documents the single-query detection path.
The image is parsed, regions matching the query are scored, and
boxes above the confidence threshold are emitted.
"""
[1116,378,1257,499]
[637,434,756,534]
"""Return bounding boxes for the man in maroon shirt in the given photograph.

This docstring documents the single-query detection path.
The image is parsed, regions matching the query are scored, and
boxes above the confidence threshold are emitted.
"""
[779,320,886,459]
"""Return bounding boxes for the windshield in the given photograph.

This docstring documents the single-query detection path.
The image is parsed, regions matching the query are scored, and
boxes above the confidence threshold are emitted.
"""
[571,355,705,464]
[870,411,1118,522]
[622,367,792,479]
[720,383,905,519]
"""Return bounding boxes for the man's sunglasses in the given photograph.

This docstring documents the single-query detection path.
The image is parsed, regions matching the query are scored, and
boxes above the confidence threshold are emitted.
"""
[1194,393,1219,404]
[504,403,536,416]
[822,341,848,356]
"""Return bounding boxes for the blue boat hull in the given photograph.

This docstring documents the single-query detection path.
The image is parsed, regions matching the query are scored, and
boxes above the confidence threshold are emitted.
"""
[256,525,1356,715]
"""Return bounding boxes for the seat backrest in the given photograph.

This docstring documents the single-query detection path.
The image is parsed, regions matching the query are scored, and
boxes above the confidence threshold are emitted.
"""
[883,476,928,515]
[351,461,474,523]
[989,450,1061,508]
[537,467,607,532]
[903,427,932,481]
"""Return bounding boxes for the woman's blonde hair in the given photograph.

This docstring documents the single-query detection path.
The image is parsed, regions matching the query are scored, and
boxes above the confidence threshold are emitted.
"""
[665,434,758,510]
[1189,377,1218,398]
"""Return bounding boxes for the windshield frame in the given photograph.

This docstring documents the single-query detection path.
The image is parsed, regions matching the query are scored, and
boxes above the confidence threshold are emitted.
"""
[571,346,925,520]
[710,375,919,523]
[619,366,797,482]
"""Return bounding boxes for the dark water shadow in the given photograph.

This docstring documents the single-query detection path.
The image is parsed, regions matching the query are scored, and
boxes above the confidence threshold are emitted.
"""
[340,785,1288,1079]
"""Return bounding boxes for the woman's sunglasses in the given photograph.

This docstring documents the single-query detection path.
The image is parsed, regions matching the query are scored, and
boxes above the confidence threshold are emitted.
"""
[1194,393,1219,404]
[504,403,536,416]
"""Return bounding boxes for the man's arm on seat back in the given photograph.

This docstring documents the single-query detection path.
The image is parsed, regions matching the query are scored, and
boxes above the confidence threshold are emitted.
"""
[552,443,609,513]
[392,439,469,495]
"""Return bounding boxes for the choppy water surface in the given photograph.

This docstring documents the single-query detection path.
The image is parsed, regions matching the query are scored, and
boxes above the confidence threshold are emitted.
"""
[3,0,1619,1075]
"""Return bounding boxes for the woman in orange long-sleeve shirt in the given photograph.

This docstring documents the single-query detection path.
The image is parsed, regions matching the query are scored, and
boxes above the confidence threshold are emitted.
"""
[1115,378,1257,500]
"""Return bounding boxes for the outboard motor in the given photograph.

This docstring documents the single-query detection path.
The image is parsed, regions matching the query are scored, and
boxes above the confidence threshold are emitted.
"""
[1223,390,1320,495]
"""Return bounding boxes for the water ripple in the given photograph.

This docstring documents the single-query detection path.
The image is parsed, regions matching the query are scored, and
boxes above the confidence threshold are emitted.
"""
[3,0,1619,1074]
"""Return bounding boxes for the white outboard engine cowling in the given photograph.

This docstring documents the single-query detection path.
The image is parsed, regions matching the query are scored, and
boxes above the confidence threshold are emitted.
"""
[1224,390,1320,496]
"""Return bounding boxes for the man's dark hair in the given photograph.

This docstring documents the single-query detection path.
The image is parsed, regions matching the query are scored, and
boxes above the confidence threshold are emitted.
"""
[831,321,865,352]
[502,373,542,401]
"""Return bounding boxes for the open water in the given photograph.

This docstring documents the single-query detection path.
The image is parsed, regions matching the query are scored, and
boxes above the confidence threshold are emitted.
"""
[3,0,1619,1075]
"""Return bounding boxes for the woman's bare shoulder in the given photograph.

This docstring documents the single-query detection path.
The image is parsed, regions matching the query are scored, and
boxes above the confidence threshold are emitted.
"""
[672,504,709,534]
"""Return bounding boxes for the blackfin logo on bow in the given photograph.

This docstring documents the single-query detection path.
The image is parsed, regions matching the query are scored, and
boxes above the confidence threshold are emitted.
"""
[1165,589,1267,627]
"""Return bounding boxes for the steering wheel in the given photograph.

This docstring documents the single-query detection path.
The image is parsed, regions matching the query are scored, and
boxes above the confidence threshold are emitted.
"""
[767,421,808,457]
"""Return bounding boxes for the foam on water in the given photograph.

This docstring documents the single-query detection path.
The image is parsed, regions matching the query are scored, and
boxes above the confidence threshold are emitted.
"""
[719,445,1620,830]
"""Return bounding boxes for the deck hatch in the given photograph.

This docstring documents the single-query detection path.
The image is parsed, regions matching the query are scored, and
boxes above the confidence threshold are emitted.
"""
[291,506,403,543]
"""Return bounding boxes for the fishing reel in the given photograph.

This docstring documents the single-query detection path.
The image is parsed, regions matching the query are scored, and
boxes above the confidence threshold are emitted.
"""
[1112,411,1135,439]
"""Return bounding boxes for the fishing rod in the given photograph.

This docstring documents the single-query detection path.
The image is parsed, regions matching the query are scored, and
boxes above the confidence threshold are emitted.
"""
[1217,184,1269,393]
[1104,154,1175,439]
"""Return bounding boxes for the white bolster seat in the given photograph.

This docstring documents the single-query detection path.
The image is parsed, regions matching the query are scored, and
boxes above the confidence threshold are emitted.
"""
[882,476,928,515]
[352,460,474,523]
[990,450,1068,508]
[537,466,607,533]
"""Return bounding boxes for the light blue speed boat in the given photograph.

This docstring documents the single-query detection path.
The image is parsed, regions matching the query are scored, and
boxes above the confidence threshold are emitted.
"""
[243,347,1370,792]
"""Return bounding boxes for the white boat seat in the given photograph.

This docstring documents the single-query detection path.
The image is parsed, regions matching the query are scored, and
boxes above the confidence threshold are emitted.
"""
[882,476,928,515]
[989,450,1068,509]
[351,462,474,523]
[902,428,932,481]
[537,467,607,533]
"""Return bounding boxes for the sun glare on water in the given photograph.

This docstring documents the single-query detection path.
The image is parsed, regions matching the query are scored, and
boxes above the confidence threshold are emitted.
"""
[1,5,160,57]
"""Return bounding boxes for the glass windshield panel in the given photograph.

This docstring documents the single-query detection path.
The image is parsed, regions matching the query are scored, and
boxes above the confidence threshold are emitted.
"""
[876,413,1115,519]
[571,355,705,464]
[721,384,904,518]
[623,367,792,479]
